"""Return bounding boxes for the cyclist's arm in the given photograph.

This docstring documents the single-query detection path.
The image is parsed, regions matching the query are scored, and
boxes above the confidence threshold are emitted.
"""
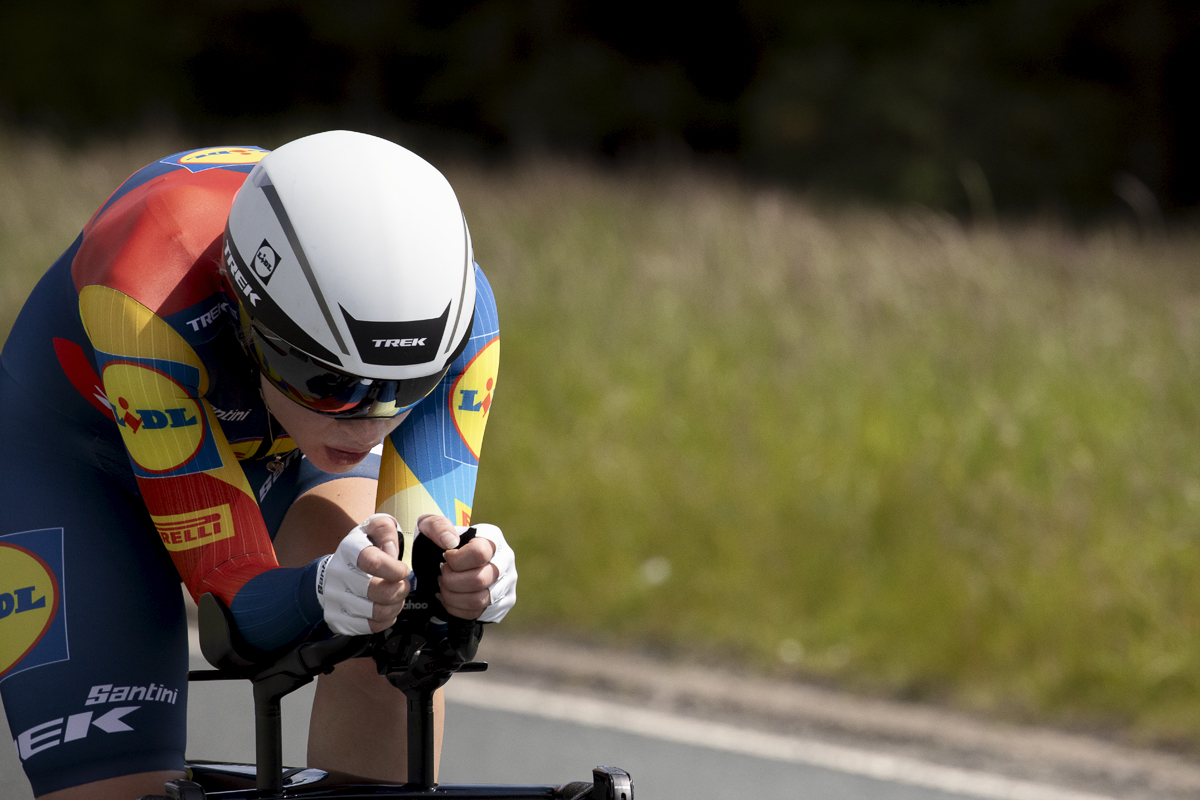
[73,173,323,651]
[376,265,513,622]
[79,284,323,649]
[377,264,500,534]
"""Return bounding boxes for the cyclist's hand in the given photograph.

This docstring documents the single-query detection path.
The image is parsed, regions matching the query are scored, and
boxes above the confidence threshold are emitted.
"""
[357,514,411,631]
[362,513,401,559]
[317,513,413,635]
[417,515,517,622]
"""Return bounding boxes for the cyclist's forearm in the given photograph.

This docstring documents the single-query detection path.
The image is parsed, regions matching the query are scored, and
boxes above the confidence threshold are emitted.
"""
[227,560,325,651]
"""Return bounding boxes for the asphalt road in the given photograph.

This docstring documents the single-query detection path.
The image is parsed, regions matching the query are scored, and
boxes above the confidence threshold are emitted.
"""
[440,690,978,800]
[0,650,1106,800]
[180,666,977,800]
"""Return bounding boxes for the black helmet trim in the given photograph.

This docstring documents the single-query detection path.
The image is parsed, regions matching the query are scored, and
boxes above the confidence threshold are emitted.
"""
[223,231,344,367]
[247,306,476,419]
[255,172,351,358]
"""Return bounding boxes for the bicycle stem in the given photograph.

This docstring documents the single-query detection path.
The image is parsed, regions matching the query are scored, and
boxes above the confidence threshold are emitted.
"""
[406,685,438,788]
[254,683,285,796]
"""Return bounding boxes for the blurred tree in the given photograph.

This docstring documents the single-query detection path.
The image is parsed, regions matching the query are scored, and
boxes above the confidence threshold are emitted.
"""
[0,0,1196,215]
[0,0,188,132]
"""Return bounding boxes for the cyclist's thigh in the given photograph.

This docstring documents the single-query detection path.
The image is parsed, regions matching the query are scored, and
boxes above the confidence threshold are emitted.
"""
[0,382,188,797]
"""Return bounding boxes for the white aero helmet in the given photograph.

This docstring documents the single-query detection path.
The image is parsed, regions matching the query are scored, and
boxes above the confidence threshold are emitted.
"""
[223,131,476,418]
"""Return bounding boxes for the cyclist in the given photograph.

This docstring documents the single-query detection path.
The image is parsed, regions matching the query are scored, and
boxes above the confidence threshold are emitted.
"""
[0,131,517,799]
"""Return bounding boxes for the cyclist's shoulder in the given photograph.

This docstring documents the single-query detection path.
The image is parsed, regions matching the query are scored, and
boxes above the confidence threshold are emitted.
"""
[72,148,266,317]
[84,146,269,230]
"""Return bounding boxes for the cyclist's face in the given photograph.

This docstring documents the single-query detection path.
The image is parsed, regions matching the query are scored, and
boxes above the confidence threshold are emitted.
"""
[260,376,408,473]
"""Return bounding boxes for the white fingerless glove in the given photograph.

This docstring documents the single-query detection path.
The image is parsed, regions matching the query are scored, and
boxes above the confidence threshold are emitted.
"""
[315,513,399,635]
[465,523,517,623]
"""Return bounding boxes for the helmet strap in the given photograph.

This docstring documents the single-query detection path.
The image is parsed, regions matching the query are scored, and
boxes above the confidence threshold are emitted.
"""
[251,385,285,462]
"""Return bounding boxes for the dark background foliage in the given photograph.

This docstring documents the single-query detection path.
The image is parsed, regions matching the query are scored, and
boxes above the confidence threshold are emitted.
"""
[2,0,1197,216]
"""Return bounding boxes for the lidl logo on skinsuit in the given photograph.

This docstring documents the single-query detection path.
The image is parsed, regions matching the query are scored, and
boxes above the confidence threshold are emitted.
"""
[102,361,213,475]
[114,396,198,435]
[0,529,67,682]
[151,505,234,552]
[450,337,499,461]
[161,146,268,173]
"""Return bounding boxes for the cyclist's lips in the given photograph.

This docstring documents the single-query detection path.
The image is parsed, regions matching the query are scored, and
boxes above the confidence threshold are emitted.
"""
[324,446,373,467]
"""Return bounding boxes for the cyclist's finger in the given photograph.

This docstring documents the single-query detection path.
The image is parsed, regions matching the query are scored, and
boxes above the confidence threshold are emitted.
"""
[368,613,400,633]
[357,545,410,583]
[371,598,406,622]
[443,537,495,572]
[416,513,459,550]
[366,583,409,632]
[363,514,400,559]
[366,575,409,605]
[438,587,491,620]
[439,562,499,593]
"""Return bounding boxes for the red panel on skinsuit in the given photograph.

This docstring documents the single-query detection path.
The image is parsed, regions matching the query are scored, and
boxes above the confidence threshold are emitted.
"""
[52,337,116,420]
[137,469,279,606]
[71,168,246,317]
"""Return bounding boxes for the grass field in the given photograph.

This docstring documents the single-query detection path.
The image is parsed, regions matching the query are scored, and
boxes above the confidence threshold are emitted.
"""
[5,130,1200,747]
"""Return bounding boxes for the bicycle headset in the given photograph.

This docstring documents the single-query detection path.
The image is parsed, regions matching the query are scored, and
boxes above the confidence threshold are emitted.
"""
[221,130,476,419]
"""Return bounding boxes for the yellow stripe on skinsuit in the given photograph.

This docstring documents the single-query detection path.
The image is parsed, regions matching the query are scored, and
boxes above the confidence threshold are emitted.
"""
[199,398,261,501]
[377,437,445,555]
[79,285,210,395]
[225,436,295,461]
[227,439,262,460]
[80,285,257,501]
[265,436,297,457]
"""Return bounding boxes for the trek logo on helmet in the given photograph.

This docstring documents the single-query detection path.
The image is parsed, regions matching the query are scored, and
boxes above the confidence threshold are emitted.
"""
[224,242,261,307]
[253,239,282,282]
[341,304,448,367]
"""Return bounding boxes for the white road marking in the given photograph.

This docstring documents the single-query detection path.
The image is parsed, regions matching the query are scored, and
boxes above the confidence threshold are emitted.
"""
[447,678,1116,800]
